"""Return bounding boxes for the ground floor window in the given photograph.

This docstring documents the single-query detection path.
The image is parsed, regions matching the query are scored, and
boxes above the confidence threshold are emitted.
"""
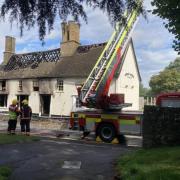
[0,95,7,107]
[76,97,81,108]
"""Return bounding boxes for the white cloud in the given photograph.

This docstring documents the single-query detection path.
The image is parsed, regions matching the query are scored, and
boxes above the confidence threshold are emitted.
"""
[131,1,179,87]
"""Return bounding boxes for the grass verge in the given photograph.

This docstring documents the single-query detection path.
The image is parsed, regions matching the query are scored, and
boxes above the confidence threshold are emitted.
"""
[0,134,40,145]
[116,146,180,180]
[0,166,11,180]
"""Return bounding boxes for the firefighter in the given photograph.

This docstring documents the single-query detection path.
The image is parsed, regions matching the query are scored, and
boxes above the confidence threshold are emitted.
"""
[7,99,19,135]
[20,99,32,136]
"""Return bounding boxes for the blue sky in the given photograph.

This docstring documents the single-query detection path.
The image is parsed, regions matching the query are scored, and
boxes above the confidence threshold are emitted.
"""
[0,0,179,87]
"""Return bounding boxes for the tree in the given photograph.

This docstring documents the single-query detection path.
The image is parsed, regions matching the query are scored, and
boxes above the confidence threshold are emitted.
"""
[0,0,144,43]
[139,83,150,97]
[149,58,180,95]
[151,0,180,54]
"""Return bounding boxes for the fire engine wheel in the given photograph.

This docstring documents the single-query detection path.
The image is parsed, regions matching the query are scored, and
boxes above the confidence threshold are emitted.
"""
[97,123,116,143]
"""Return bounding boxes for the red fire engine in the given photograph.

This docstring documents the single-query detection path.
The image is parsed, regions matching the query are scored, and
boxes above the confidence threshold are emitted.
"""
[70,3,143,143]
[156,92,180,108]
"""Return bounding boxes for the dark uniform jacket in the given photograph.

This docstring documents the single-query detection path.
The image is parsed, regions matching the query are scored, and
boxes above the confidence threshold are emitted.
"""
[21,105,32,120]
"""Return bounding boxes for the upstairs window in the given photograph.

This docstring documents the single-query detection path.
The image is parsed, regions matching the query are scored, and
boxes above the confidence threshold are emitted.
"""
[33,80,39,91]
[0,81,6,91]
[57,79,64,92]
[18,80,23,91]
[0,95,7,107]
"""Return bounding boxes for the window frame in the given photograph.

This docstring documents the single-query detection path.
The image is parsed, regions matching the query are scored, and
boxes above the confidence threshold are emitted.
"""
[0,95,7,107]
[57,79,64,92]
[0,80,6,91]
[75,97,81,108]
[33,80,39,91]
[18,80,23,91]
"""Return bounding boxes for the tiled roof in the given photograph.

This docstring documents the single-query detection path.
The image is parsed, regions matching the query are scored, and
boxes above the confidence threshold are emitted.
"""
[0,43,106,79]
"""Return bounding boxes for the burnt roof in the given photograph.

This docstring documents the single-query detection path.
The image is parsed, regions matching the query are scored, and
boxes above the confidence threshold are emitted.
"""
[0,40,141,81]
[0,43,106,79]
[4,48,60,71]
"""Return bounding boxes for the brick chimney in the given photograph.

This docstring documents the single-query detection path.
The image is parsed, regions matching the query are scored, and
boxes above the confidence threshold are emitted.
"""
[3,36,15,65]
[60,21,80,57]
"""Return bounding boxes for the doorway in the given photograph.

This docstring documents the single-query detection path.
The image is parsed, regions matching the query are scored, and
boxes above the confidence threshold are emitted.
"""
[40,94,51,116]
[17,95,29,108]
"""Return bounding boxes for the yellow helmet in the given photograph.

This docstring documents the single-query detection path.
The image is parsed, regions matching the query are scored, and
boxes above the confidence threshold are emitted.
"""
[22,99,28,105]
[12,99,18,105]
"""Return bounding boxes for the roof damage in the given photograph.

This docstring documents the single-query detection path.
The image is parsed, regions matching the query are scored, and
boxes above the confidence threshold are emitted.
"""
[4,48,61,71]
[0,44,106,79]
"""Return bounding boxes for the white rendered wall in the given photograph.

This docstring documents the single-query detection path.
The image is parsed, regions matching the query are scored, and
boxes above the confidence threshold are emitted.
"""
[7,80,19,106]
[29,91,40,115]
[115,43,140,110]
[50,78,84,116]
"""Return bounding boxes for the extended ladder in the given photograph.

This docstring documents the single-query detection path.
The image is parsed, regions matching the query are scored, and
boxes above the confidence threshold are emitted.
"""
[80,5,140,106]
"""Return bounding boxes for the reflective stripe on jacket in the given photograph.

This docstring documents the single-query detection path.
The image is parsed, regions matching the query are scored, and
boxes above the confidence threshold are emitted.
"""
[9,105,18,120]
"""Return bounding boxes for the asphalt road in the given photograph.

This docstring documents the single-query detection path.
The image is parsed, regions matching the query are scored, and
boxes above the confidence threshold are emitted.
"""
[0,138,136,180]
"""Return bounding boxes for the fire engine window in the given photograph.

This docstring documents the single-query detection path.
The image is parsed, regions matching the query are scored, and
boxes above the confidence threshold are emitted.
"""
[0,95,7,107]
[33,80,39,91]
[57,79,63,92]
[162,99,180,108]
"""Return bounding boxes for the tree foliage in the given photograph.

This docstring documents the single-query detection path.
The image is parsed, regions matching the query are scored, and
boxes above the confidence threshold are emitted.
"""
[139,83,151,97]
[151,0,180,54]
[0,0,144,43]
[149,58,180,95]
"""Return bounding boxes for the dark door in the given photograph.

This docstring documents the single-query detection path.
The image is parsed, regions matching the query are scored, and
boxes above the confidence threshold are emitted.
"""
[40,95,51,116]
[17,95,29,108]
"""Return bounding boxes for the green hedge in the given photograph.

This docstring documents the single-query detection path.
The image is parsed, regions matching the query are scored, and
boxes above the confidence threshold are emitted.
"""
[143,106,180,148]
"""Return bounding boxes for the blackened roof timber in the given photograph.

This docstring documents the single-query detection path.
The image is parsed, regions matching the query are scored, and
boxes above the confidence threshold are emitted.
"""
[4,48,60,71]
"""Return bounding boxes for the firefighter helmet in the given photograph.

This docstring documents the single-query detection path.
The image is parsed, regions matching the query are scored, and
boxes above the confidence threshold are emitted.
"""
[12,99,18,105]
[22,99,28,105]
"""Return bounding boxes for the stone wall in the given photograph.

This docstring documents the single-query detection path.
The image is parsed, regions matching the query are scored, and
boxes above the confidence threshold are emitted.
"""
[143,105,180,148]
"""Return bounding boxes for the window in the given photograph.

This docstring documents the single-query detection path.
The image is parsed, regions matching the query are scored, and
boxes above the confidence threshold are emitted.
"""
[76,97,81,108]
[0,81,6,91]
[0,95,7,107]
[19,80,23,91]
[33,80,39,91]
[67,30,70,41]
[2,81,6,91]
[57,79,63,91]
[17,95,29,108]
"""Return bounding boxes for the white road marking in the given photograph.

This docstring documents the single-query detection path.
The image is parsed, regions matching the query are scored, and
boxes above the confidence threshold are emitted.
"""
[41,139,70,145]
[62,161,81,169]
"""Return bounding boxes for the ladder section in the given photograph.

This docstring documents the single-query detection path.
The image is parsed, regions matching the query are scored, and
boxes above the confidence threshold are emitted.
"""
[80,7,139,105]
[95,9,139,95]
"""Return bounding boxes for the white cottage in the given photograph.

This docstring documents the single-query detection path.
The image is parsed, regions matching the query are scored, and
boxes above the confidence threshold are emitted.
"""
[0,21,141,117]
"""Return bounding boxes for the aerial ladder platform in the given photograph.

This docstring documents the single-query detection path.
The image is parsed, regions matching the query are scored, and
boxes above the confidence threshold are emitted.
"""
[79,3,140,110]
